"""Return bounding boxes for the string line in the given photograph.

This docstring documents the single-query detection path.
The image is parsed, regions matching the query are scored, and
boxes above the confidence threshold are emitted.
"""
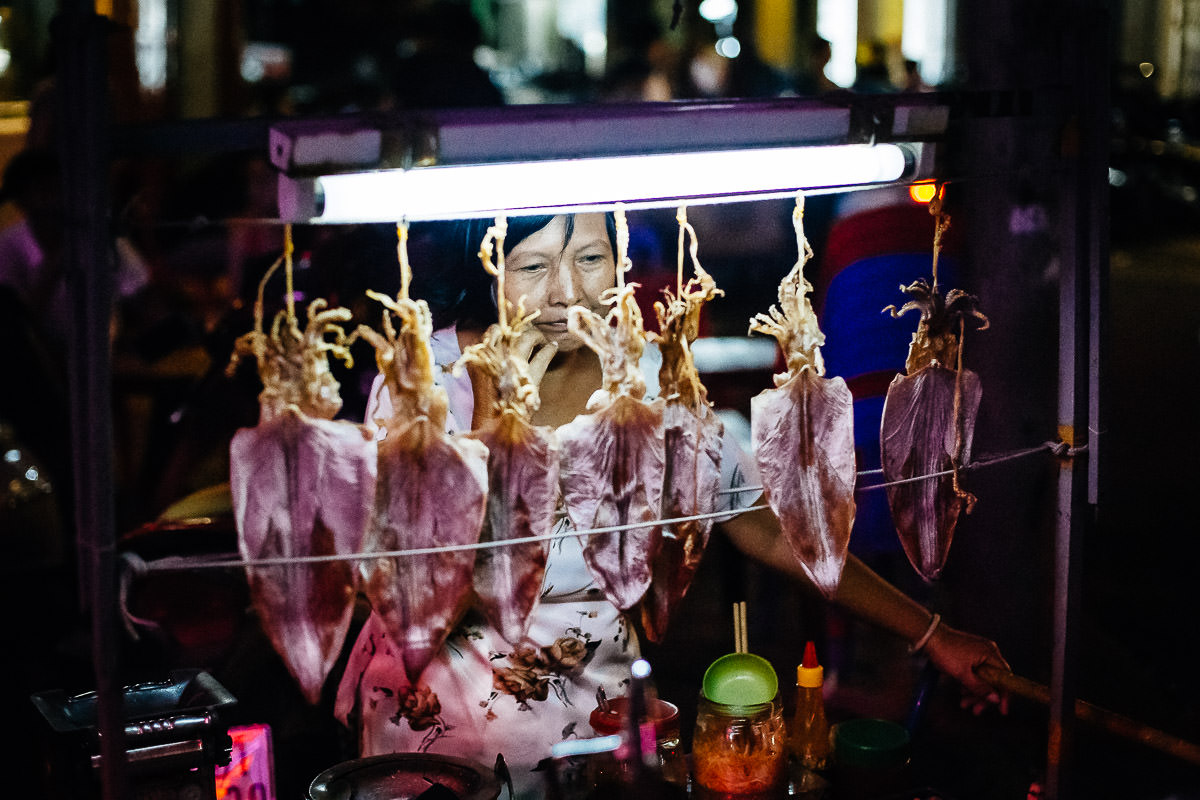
[136,502,772,572]
[716,439,1078,497]
[133,439,1081,574]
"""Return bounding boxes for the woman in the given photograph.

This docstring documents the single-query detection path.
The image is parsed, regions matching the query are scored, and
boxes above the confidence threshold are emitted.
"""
[335,213,1008,797]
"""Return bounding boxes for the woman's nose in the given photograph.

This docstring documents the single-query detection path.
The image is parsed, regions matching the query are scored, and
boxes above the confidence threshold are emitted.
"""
[546,259,578,306]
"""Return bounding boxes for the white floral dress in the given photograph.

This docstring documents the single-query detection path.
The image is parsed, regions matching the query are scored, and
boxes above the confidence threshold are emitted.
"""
[335,327,759,799]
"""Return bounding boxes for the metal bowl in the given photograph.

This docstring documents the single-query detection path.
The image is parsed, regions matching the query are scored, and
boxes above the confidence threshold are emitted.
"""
[308,753,502,800]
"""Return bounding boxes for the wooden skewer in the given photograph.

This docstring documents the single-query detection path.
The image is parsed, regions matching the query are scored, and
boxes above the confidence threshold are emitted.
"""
[734,599,744,652]
[732,601,748,653]
[975,663,1200,767]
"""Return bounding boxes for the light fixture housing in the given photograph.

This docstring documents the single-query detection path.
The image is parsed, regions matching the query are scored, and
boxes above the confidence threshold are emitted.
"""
[269,97,949,223]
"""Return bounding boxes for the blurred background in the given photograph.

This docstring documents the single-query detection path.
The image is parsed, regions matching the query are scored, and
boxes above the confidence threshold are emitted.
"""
[0,1,1197,799]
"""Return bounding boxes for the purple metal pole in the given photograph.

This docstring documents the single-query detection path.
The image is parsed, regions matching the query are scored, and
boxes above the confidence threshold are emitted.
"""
[54,6,122,800]
[1046,6,1108,799]
[1047,171,1081,800]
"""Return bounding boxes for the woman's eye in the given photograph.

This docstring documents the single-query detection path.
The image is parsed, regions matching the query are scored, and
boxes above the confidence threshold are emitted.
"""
[512,262,545,274]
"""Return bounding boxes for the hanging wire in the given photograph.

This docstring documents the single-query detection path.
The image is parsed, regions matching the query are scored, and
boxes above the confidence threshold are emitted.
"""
[396,219,412,299]
[929,184,949,293]
[136,501,773,572]
[283,223,296,323]
[129,437,1085,574]
[614,202,631,289]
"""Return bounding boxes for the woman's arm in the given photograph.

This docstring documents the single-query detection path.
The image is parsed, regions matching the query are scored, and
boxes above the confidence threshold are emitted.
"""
[716,505,1009,711]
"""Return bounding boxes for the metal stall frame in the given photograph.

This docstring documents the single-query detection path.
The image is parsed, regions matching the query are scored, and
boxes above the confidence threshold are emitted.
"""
[57,20,1096,795]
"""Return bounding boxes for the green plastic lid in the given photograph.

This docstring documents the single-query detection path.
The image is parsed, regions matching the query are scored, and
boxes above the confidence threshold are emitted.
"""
[701,652,779,706]
[832,718,911,769]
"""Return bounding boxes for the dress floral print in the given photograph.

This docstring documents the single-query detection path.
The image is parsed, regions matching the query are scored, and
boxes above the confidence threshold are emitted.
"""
[343,593,610,755]
[489,633,599,709]
[393,685,447,750]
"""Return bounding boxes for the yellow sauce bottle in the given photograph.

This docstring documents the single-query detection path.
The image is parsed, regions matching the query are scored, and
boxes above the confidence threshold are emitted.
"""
[789,640,832,771]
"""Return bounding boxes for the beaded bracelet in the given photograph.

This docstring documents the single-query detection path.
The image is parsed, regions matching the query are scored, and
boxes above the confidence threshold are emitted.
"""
[908,612,942,655]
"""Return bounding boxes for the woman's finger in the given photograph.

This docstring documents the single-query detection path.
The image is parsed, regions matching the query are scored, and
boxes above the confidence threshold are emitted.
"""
[527,341,559,385]
[514,327,547,362]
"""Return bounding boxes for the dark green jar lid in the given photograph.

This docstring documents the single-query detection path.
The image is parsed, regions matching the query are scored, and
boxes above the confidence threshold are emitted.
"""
[832,718,911,769]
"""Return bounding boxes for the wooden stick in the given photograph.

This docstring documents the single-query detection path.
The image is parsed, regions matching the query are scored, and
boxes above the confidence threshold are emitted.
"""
[975,663,1200,767]
[734,599,744,652]
[732,601,748,653]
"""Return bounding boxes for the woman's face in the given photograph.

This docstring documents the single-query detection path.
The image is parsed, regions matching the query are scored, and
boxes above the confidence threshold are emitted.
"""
[502,214,616,352]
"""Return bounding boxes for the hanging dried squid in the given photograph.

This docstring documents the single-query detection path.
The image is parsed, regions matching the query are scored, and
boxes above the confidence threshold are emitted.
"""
[455,217,560,646]
[880,194,988,582]
[637,207,725,642]
[356,223,489,683]
[557,207,665,612]
[228,230,376,704]
[748,196,856,599]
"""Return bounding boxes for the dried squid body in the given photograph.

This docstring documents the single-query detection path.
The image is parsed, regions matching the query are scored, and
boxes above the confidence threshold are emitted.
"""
[748,197,856,599]
[457,221,560,646]
[231,411,375,704]
[228,266,375,705]
[358,280,488,684]
[559,282,665,612]
[559,393,664,611]
[751,370,855,597]
[639,401,723,640]
[365,417,488,682]
[469,413,558,645]
[638,216,725,642]
[880,277,988,582]
[881,364,980,580]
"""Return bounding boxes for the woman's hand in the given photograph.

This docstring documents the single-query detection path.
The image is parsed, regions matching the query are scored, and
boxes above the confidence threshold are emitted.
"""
[520,327,560,386]
[924,622,1011,715]
[466,327,558,430]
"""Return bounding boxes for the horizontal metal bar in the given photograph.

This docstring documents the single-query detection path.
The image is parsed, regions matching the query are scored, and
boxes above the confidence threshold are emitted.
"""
[123,713,215,741]
[90,738,206,768]
[267,95,955,176]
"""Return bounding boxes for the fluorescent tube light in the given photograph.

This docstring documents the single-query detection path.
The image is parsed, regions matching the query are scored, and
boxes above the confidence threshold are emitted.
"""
[279,143,914,223]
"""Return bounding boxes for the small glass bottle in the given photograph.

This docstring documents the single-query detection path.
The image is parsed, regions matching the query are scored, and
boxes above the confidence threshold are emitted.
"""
[788,641,832,798]
[789,641,832,771]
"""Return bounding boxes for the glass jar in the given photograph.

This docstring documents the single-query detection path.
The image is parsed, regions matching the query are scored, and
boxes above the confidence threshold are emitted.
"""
[691,693,788,800]
[587,695,687,788]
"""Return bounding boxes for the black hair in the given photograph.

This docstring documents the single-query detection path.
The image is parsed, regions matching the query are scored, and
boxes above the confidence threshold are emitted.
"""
[443,212,618,331]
